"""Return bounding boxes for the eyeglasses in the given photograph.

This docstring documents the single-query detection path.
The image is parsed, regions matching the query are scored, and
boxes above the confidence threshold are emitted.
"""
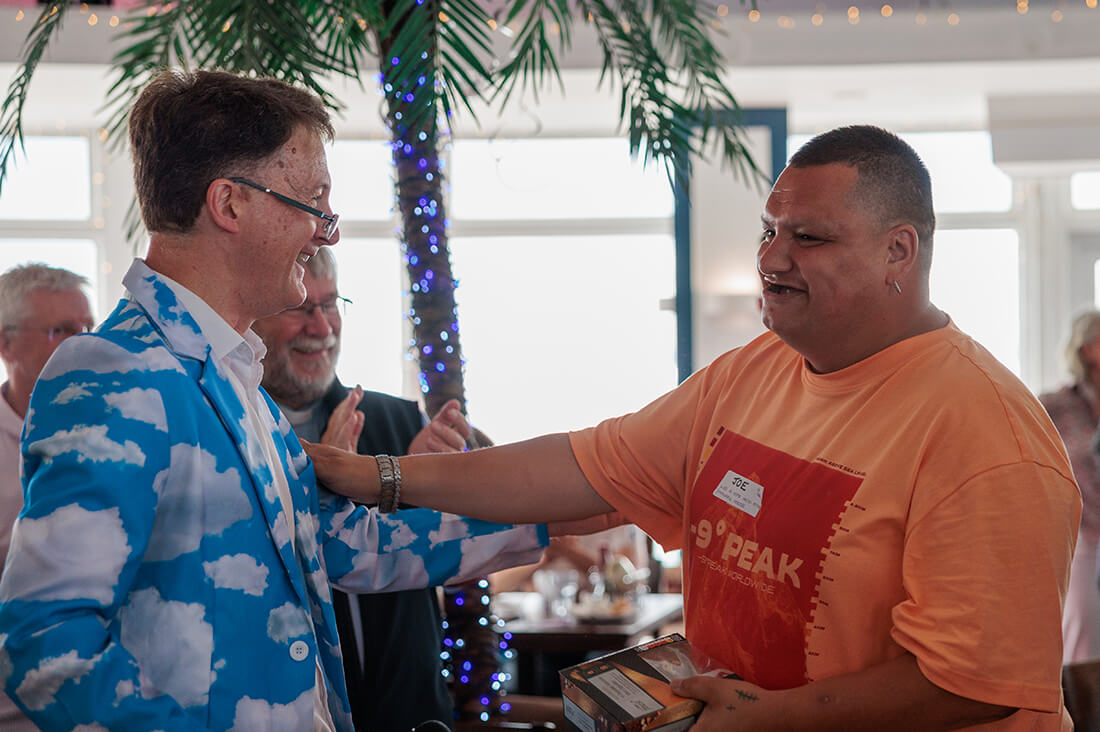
[3,323,90,342]
[281,295,352,321]
[230,177,340,241]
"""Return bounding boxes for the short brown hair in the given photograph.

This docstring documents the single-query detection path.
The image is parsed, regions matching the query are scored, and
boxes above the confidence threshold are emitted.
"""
[789,125,936,271]
[128,69,334,234]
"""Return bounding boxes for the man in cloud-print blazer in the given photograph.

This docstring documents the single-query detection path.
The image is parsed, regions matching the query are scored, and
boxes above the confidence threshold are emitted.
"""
[0,260,548,730]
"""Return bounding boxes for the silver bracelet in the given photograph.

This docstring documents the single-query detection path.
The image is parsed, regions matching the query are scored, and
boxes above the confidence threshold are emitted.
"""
[376,454,402,513]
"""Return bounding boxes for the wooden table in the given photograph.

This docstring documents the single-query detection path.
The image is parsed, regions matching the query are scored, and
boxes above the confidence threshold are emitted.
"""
[495,592,684,695]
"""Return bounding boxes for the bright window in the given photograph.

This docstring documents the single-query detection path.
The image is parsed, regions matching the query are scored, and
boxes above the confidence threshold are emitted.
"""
[328,140,394,221]
[0,137,91,220]
[451,138,674,220]
[451,234,677,444]
[329,238,405,398]
[930,229,1020,374]
[1072,171,1100,211]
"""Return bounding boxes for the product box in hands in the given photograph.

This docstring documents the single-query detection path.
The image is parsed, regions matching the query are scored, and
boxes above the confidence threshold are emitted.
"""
[559,633,737,732]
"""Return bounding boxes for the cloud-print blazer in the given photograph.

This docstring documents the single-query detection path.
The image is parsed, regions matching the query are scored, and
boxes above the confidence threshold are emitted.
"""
[0,260,548,731]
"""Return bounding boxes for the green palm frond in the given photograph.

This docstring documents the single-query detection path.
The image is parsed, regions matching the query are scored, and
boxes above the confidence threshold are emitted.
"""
[104,1,364,151]
[494,0,573,108]
[381,0,496,135]
[0,3,72,190]
[590,0,764,183]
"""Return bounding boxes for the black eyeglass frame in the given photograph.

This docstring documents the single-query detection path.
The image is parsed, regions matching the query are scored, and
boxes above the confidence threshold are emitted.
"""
[229,177,339,241]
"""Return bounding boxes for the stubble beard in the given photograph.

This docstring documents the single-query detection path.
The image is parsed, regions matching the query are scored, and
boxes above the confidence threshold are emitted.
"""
[262,335,339,410]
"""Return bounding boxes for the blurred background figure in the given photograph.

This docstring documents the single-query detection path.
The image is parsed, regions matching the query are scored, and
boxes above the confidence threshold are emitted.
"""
[1040,310,1100,663]
[0,262,93,731]
[252,247,470,731]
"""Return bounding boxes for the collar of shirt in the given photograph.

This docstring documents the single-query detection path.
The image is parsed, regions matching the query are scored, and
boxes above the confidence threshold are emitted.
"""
[148,268,268,390]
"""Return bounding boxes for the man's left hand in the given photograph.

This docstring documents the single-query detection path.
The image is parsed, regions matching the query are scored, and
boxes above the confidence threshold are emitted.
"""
[670,675,779,731]
[321,385,364,452]
[409,399,471,454]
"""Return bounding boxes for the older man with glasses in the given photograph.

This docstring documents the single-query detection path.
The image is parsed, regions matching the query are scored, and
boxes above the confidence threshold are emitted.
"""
[253,247,469,731]
[0,70,552,732]
[0,262,93,732]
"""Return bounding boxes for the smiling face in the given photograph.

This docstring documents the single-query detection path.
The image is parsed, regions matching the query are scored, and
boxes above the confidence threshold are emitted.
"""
[253,268,341,410]
[237,126,339,321]
[758,163,896,372]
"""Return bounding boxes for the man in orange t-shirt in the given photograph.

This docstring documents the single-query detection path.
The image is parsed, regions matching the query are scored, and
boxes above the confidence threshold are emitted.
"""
[308,126,1081,731]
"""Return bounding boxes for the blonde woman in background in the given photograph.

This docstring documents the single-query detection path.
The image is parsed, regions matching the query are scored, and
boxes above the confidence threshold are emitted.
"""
[1041,310,1100,662]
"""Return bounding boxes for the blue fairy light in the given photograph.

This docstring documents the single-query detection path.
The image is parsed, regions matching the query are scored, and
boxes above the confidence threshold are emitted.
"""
[443,638,454,647]
[422,345,433,355]
[463,661,473,671]
[419,131,428,141]
[425,270,434,279]
[404,93,415,103]
[409,255,419,265]
[435,362,446,372]
[478,617,488,626]
[480,712,490,722]
[428,234,438,244]
[440,331,449,341]
[390,57,400,65]
[500,703,511,712]
[426,173,434,181]
[418,157,428,169]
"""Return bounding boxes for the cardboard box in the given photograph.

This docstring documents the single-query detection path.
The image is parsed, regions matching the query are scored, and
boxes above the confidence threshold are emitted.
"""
[559,633,735,732]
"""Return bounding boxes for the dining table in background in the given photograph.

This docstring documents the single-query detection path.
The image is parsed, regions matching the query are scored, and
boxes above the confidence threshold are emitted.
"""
[494,592,684,696]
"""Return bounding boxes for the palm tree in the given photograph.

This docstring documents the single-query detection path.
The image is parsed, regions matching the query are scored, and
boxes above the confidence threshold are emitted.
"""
[0,0,761,722]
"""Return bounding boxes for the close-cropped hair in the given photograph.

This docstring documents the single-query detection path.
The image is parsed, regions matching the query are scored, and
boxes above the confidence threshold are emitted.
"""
[1065,310,1100,382]
[790,125,936,269]
[128,69,334,235]
[0,263,88,328]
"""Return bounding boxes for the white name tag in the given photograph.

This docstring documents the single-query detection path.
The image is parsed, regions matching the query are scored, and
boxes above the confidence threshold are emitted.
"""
[713,470,764,517]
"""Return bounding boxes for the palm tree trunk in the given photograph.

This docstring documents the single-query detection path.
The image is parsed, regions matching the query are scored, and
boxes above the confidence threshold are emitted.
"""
[379,14,500,723]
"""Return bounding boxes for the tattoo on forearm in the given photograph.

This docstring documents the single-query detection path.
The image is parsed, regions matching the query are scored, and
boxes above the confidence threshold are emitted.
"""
[735,690,759,702]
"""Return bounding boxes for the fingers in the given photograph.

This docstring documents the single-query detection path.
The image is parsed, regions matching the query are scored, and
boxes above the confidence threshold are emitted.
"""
[669,675,725,702]
[408,400,474,455]
[437,399,472,440]
[320,386,364,452]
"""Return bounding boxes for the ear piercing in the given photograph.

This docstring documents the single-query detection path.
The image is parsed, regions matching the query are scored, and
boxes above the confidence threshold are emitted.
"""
[892,281,903,294]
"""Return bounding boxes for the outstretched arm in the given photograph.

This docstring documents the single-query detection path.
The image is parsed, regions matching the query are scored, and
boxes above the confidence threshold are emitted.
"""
[671,653,1014,731]
[306,433,614,524]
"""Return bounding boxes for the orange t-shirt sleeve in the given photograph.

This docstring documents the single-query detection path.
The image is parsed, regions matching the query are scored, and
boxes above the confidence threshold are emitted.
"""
[569,368,714,551]
[890,461,1079,713]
